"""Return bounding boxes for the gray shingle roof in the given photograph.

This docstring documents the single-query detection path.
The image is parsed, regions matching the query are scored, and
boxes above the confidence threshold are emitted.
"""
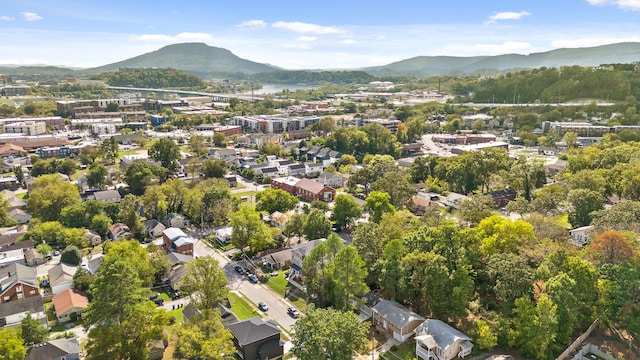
[227,316,281,347]
[372,299,424,330]
[415,319,472,350]
[0,263,37,291]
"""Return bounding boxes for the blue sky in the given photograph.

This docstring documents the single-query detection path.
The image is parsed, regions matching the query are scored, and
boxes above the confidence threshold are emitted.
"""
[1,0,640,69]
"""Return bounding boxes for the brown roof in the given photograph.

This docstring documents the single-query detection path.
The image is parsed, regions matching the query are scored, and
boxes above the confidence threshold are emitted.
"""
[295,178,328,194]
[412,196,431,207]
[0,143,26,155]
[53,289,89,318]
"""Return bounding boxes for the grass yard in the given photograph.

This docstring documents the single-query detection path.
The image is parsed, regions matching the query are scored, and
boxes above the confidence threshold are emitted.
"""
[166,306,184,323]
[287,289,308,313]
[381,338,416,360]
[236,191,257,197]
[266,271,289,297]
[555,213,571,228]
[228,291,261,320]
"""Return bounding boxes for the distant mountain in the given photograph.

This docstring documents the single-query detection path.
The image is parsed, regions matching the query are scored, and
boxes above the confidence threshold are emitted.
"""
[364,42,640,77]
[0,65,78,76]
[78,43,280,77]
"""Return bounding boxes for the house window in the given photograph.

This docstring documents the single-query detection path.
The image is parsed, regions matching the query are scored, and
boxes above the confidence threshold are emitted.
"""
[3,296,9,302]
[30,290,36,295]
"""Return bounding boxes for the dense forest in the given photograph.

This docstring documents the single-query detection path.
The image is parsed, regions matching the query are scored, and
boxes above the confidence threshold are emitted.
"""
[249,70,376,85]
[90,68,207,89]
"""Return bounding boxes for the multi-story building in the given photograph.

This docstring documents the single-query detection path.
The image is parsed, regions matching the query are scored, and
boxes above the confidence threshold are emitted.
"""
[0,117,65,130]
[3,121,47,136]
[1,85,31,96]
[356,118,402,134]
[228,115,321,134]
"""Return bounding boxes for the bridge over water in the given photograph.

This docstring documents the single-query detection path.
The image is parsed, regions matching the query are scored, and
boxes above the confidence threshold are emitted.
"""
[106,86,264,102]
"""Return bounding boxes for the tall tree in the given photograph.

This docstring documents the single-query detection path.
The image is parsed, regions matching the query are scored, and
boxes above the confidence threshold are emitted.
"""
[508,295,558,360]
[567,189,603,227]
[200,159,228,179]
[86,163,109,189]
[180,256,229,311]
[27,174,81,221]
[292,307,369,360]
[174,309,235,360]
[302,208,332,240]
[118,194,145,238]
[255,188,298,214]
[20,313,48,346]
[149,138,180,172]
[587,230,638,265]
[331,246,369,310]
[0,328,26,360]
[331,194,362,229]
[230,205,272,253]
[84,259,168,360]
[364,191,395,223]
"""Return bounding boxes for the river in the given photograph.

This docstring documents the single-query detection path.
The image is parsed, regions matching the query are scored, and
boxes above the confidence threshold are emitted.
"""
[237,83,319,95]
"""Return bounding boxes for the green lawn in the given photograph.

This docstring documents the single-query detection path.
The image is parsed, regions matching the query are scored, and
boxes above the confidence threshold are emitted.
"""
[236,191,257,197]
[228,292,261,320]
[15,192,27,199]
[266,271,289,297]
[167,306,185,323]
[287,289,308,313]
[158,292,171,301]
[382,338,416,360]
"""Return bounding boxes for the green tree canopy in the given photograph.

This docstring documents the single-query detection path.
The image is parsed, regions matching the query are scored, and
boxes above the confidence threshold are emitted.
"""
[180,256,229,311]
[255,188,298,214]
[27,174,81,221]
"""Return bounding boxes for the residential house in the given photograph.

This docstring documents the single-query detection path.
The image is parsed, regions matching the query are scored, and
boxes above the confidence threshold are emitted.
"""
[7,208,31,224]
[412,195,432,216]
[84,230,102,246]
[162,252,194,291]
[0,143,27,157]
[444,193,469,209]
[288,238,326,290]
[162,227,194,255]
[225,175,238,187]
[545,159,567,177]
[0,263,39,304]
[164,213,189,229]
[294,178,336,202]
[208,148,238,161]
[569,225,594,247]
[86,189,121,204]
[24,248,44,267]
[265,211,293,229]
[108,222,132,240]
[86,253,103,275]
[215,226,233,245]
[0,248,26,267]
[144,219,166,239]
[372,299,425,343]
[4,192,27,211]
[52,289,88,323]
[226,316,284,360]
[285,163,306,177]
[25,338,81,360]
[304,162,323,177]
[48,264,76,296]
[414,319,473,360]
[261,248,293,271]
[0,263,45,327]
[485,188,517,207]
[316,171,346,189]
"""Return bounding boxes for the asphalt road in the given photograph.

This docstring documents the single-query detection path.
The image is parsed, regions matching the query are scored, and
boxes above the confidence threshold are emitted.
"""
[193,239,299,333]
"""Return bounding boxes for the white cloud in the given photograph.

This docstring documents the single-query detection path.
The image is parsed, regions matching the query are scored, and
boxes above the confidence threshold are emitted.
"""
[131,32,213,42]
[272,21,343,34]
[473,41,534,54]
[237,19,267,29]
[341,39,357,45]
[486,11,531,24]
[296,36,317,42]
[552,36,640,48]
[0,16,13,21]
[21,12,42,22]
[585,0,640,10]
[280,43,312,50]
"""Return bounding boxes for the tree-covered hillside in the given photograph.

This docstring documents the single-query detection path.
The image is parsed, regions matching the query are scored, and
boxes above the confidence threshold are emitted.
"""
[471,65,640,103]
[249,70,376,85]
[90,68,207,89]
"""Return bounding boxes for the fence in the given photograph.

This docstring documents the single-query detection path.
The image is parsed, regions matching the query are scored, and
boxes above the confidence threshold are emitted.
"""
[556,318,600,360]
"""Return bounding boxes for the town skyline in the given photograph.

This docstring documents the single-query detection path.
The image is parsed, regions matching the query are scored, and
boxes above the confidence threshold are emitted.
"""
[2,0,640,70]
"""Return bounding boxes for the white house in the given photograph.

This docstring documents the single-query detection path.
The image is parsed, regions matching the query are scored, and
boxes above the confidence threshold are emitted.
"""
[48,264,77,295]
[215,226,233,244]
[415,319,473,360]
[569,225,594,247]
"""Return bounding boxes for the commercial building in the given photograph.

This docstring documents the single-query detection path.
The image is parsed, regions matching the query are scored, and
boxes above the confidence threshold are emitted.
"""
[3,121,47,135]
[228,115,321,134]
[356,118,401,134]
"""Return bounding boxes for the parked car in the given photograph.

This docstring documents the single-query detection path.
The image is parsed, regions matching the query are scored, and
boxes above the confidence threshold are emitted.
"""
[248,274,259,283]
[234,265,245,274]
[53,250,60,256]
[258,302,269,311]
[152,297,164,306]
[287,307,300,318]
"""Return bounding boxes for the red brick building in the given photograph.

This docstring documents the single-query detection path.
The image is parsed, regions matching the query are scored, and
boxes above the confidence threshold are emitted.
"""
[162,227,194,255]
[0,263,39,304]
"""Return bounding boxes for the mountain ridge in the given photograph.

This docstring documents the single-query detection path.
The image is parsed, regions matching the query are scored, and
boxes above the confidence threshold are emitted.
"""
[1,42,639,79]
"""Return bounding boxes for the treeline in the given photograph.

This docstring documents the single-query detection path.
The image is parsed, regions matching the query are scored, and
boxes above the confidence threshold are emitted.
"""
[30,83,117,99]
[249,70,376,85]
[90,68,207,89]
[471,65,640,103]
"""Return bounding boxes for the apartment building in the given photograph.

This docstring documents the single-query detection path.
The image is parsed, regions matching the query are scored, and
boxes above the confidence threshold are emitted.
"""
[3,121,47,135]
